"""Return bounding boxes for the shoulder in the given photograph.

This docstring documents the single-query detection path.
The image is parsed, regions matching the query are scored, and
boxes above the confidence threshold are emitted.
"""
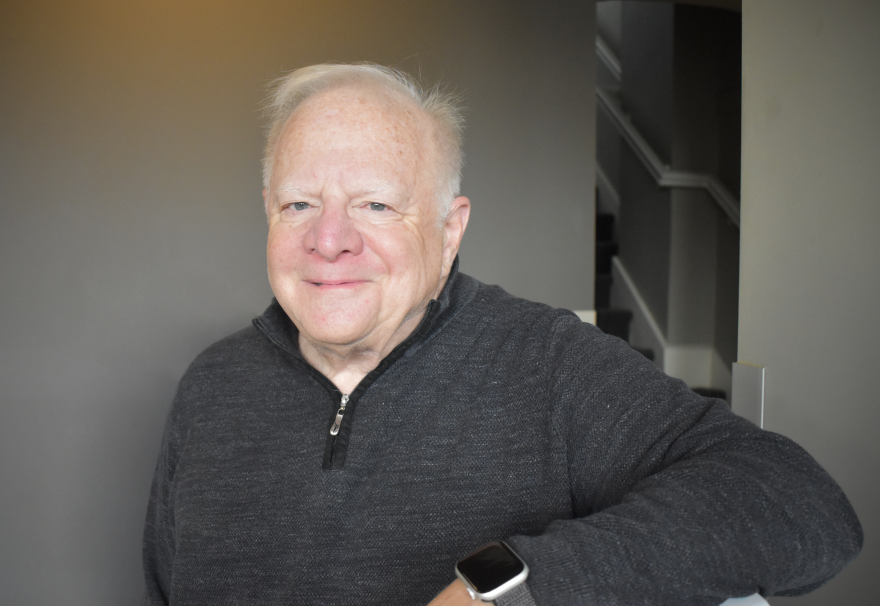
[458,276,578,331]
[184,324,271,376]
[457,275,612,353]
[459,276,675,394]
[451,275,653,380]
[170,323,281,412]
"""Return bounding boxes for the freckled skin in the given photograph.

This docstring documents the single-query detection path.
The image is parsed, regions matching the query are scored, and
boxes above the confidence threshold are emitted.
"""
[263,85,470,392]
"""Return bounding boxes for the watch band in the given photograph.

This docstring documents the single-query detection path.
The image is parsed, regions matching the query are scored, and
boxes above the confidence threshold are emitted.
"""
[493,582,537,606]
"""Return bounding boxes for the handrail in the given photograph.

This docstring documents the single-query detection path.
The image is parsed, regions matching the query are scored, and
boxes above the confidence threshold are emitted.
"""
[596,36,622,82]
[594,38,741,228]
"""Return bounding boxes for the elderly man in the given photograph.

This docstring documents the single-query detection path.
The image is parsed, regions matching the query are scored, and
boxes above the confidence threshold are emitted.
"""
[142,64,861,606]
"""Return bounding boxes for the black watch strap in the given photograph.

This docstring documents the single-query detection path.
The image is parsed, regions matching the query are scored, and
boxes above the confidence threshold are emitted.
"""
[493,582,537,606]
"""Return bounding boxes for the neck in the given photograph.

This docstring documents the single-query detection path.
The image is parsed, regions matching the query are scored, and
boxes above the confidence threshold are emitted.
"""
[298,307,427,394]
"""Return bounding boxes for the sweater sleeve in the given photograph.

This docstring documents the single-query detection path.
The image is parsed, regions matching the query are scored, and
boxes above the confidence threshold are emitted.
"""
[141,394,184,606]
[505,316,862,606]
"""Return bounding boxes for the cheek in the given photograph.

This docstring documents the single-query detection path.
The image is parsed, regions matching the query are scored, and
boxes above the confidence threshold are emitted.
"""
[381,235,443,287]
[363,232,422,274]
[267,231,304,276]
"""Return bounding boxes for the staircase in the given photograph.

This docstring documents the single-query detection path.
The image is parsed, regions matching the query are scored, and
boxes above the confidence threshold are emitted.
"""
[594,211,653,361]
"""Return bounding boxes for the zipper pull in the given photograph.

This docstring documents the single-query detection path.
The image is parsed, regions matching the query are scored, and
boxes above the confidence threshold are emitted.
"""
[330,394,349,436]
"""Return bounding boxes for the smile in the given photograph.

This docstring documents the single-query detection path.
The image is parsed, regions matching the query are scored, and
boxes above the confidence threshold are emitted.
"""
[309,280,366,287]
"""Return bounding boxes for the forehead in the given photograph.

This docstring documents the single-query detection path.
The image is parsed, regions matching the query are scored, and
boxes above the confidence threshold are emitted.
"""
[276,85,432,169]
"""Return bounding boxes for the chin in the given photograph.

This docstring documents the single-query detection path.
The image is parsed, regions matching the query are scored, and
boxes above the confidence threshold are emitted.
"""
[296,312,376,347]
[302,327,372,349]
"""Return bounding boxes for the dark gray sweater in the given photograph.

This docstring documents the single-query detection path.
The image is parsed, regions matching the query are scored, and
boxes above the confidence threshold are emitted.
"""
[142,266,861,606]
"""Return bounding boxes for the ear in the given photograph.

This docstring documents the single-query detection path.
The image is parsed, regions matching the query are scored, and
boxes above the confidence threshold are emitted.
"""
[440,196,471,277]
[262,188,270,221]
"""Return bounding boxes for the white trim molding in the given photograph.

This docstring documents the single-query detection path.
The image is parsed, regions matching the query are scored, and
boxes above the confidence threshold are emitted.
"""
[573,310,597,325]
[612,257,732,397]
[596,36,622,82]
[732,362,765,428]
[596,87,741,228]
[595,164,621,216]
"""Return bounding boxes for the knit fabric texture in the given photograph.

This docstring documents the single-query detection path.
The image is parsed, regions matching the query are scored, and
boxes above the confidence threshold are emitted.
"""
[142,265,862,606]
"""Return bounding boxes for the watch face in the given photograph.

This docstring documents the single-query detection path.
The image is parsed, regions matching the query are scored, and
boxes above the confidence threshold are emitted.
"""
[456,542,526,594]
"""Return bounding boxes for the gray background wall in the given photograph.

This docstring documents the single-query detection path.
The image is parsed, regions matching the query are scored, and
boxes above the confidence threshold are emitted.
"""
[740,1,880,604]
[0,1,596,603]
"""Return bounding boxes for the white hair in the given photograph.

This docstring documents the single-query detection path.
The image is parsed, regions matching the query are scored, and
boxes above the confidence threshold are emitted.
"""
[262,63,465,220]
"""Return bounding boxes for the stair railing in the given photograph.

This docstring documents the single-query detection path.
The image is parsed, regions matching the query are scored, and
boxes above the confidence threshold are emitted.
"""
[595,37,741,229]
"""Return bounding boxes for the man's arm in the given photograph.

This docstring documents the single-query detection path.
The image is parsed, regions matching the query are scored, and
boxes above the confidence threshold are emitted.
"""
[498,318,862,606]
[427,316,861,606]
[141,397,183,606]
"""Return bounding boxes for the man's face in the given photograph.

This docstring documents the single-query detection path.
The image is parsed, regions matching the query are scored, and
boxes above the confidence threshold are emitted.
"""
[264,86,468,354]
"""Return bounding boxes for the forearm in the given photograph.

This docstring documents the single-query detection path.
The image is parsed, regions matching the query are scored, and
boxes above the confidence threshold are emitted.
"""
[506,424,861,605]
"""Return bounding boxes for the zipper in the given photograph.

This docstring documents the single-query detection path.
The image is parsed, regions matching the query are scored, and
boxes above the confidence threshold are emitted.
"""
[329,394,349,436]
[321,300,440,470]
[253,269,461,471]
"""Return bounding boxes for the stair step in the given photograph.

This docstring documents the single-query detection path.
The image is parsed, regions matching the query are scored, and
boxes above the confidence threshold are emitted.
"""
[632,346,654,361]
[595,274,613,309]
[596,212,616,242]
[596,308,633,342]
[596,241,619,275]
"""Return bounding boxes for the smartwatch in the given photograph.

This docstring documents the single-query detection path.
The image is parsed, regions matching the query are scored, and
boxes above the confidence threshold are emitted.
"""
[455,541,533,604]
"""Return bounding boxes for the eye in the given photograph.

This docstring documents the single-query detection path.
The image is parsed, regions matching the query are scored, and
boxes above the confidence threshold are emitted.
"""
[290,202,310,211]
[368,202,387,212]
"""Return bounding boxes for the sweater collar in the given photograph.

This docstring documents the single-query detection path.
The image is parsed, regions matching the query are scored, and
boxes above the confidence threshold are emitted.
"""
[253,256,478,361]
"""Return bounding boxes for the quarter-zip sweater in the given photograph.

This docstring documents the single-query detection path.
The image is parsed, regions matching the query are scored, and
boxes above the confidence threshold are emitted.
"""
[142,264,862,606]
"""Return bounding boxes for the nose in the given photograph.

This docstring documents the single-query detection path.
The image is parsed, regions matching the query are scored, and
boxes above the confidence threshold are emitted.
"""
[303,202,364,261]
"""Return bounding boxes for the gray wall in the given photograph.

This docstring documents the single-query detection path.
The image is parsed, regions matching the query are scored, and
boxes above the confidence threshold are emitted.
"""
[0,1,596,603]
[740,1,880,603]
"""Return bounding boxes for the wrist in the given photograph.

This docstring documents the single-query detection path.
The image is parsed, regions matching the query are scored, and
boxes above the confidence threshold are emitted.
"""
[455,541,534,604]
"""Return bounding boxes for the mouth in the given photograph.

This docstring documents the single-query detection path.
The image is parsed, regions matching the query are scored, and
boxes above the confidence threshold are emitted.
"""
[308,280,365,287]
